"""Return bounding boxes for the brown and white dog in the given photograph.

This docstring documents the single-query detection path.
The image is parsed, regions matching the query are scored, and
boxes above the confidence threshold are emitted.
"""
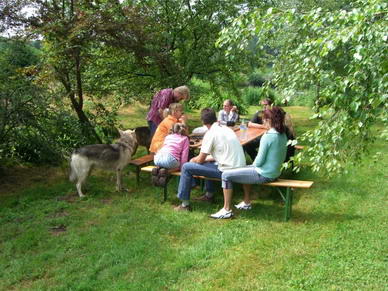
[69,130,137,197]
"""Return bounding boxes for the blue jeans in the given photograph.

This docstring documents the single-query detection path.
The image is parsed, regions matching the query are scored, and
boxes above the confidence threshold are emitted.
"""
[221,165,275,189]
[154,152,180,169]
[177,162,222,201]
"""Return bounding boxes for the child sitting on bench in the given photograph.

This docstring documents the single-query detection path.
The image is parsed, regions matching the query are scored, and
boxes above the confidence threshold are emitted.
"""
[152,123,189,186]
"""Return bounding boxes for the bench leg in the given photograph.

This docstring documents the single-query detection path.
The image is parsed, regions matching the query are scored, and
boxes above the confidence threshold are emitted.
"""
[136,166,140,186]
[284,187,293,221]
[162,181,168,203]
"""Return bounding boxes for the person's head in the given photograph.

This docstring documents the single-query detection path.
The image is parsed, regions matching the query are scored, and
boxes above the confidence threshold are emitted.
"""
[201,108,217,126]
[261,98,273,110]
[169,103,184,119]
[169,123,188,136]
[173,86,190,101]
[262,106,286,133]
[223,99,234,113]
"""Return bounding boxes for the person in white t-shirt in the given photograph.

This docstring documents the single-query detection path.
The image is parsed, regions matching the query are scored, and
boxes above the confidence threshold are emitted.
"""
[174,108,246,211]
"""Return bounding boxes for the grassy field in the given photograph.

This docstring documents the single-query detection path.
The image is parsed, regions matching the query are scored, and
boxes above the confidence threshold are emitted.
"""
[0,105,387,290]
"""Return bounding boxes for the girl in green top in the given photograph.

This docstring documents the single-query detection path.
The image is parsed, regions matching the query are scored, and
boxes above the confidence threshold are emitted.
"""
[211,107,288,219]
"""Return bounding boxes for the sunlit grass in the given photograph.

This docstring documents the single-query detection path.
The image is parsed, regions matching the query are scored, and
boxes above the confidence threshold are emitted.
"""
[0,105,387,290]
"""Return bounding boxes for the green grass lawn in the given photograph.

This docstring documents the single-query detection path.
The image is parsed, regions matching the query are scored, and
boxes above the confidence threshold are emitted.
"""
[0,105,387,290]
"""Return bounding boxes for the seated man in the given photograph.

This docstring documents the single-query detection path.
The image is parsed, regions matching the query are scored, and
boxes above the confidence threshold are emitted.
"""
[175,108,246,211]
[218,99,239,126]
[191,99,239,135]
[243,98,272,161]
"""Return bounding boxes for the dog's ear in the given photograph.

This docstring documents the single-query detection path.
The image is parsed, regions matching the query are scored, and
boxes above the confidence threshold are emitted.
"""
[118,129,124,136]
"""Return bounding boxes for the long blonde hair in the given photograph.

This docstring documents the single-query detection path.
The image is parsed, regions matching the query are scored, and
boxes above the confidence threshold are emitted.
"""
[164,103,184,118]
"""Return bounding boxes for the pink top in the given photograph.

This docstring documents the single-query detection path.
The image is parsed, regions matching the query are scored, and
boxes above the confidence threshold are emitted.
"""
[146,88,175,125]
[158,133,190,169]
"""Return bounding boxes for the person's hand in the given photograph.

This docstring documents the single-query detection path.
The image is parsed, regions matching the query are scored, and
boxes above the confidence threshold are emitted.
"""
[190,156,198,163]
[231,106,237,112]
[179,114,188,124]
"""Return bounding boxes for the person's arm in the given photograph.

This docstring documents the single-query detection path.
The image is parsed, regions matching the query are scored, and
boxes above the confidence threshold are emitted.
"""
[230,111,239,123]
[157,90,174,119]
[218,110,227,125]
[179,114,188,125]
[190,152,208,164]
[248,111,266,129]
[248,122,268,129]
[253,134,270,167]
[179,137,190,168]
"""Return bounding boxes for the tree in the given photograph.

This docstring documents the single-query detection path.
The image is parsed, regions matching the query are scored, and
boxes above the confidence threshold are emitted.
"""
[1,0,269,138]
[217,0,387,175]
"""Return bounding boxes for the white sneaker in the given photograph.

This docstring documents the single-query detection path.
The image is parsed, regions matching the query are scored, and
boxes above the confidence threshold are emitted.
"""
[234,201,252,210]
[210,208,233,219]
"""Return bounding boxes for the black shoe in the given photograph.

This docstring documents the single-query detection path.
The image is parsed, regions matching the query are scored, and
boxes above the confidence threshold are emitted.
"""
[157,168,170,187]
[151,167,161,186]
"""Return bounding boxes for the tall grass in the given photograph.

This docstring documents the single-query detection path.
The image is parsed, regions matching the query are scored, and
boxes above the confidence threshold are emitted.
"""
[0,105,387,290]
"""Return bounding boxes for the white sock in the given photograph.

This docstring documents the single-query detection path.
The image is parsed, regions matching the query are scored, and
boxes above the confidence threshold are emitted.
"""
[205,192,214,198]
[182,200,190,207]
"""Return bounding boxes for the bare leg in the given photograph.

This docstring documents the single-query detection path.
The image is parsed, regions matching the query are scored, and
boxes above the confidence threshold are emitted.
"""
[223,188,233,211]
[243,184,251,204]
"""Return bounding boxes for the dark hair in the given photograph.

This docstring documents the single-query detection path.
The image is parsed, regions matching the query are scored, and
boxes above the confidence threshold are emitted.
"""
[263,106,286,133]
[201,108,217,125]
[261,98,273,106]
[169,123,187,136]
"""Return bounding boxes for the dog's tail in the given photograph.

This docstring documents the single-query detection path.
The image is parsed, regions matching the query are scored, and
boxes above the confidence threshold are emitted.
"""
[69,154,77,182]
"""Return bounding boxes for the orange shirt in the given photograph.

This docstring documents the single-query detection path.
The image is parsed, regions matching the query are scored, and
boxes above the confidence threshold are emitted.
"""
[149,115,179,153]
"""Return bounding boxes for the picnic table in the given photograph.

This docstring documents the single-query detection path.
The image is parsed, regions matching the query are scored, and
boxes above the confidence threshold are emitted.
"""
[189,126,266,148]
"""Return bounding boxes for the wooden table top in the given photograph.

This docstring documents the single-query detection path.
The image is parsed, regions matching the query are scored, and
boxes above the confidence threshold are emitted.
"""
[189,126,266,148]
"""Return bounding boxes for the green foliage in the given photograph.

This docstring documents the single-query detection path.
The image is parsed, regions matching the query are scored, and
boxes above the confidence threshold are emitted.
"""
[0,40,92,165]
[189,77,248,114]
[247,68,272,87]
[217,0,388,176]
[242,86,264,105]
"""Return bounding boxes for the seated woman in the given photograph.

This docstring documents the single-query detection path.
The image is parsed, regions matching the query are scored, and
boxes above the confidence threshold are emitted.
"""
[149,103,187,153]
[210,106,288,219]
[218,99,239,126]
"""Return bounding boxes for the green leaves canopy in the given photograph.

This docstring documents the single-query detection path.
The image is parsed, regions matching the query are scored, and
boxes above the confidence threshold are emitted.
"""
[218,0,387,175]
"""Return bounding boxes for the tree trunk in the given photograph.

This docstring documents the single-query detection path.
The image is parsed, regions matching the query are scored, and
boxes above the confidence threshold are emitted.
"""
[58,68,102,143]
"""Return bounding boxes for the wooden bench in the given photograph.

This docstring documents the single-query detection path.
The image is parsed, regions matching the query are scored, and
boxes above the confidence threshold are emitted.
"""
[141,165,313,221]
[129,154,154,185]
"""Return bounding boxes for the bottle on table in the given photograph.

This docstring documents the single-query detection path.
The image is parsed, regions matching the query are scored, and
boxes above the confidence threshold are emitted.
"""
[239,119,248,140]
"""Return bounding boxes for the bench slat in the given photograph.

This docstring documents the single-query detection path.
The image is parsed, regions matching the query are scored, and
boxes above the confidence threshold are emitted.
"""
[130,154,154,166]
[141,166,313,189]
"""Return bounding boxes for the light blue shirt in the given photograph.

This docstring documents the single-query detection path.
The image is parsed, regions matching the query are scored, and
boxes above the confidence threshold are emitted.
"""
[253,128,287,179]
[218,110,239,125]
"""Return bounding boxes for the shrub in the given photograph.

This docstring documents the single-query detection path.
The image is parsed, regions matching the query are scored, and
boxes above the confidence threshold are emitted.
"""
[242,86,263,105]
[248,70,266,87]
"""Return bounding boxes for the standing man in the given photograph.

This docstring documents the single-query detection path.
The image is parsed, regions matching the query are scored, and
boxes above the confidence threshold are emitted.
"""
[243,98,273,161]
[175,108,246,211]
[147,86,190,137]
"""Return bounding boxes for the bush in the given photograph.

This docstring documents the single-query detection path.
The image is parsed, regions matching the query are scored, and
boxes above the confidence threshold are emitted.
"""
[242,86,263,105]
[248,71,266,87]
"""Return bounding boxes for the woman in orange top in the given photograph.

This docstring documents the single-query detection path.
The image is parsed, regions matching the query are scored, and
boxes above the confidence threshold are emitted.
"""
[149,103,187,153]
